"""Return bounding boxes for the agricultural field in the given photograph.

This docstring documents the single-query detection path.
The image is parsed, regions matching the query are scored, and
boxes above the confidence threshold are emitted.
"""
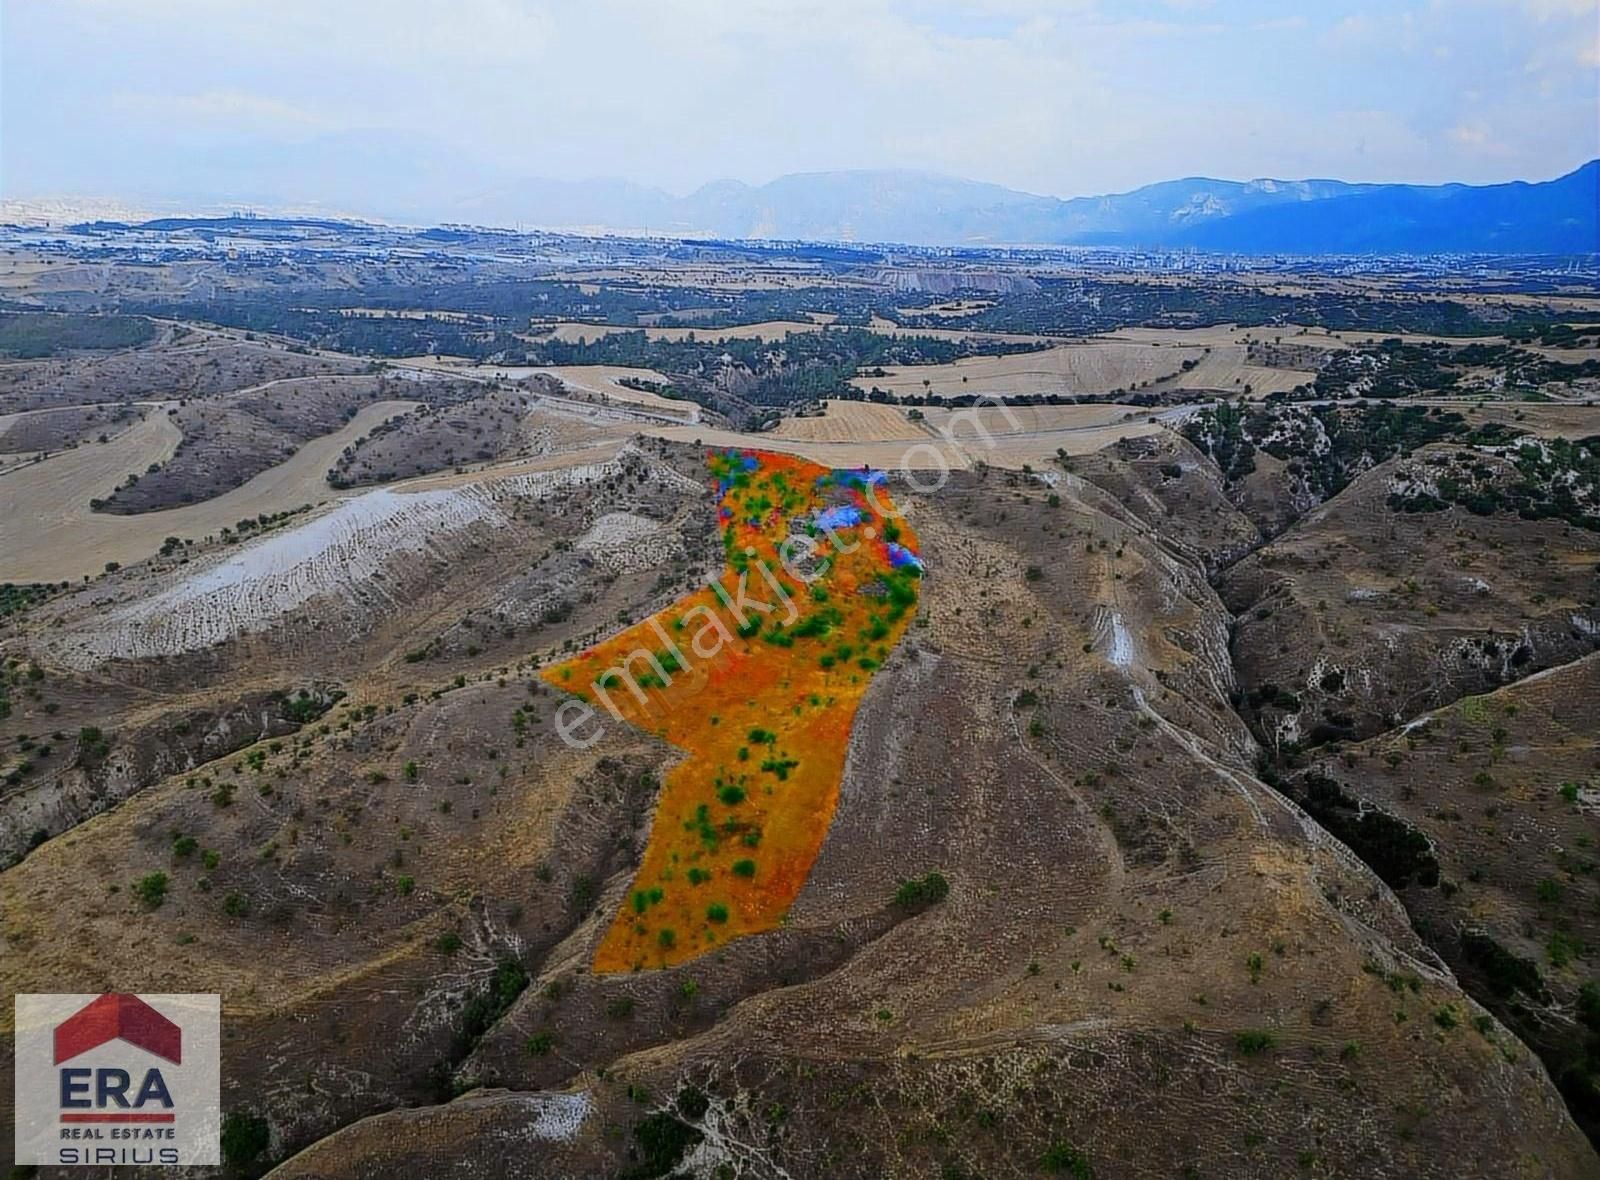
[853,330,1326,401]
[0,401,150,467]
[533,365,700,421]
[531,319,826,344]
[646,400,1169,473]
[766,399,929,443]
[864,317,1058,344]
[394,357,698,422]
[329,389,626,487]
[0,401,413,583]
[640,422,970,472]
[894,299,993,318]
[92,375,432,513]
[851,340,1206,398]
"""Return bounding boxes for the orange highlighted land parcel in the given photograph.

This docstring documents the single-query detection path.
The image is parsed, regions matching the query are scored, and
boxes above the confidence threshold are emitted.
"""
[543,450,923,971]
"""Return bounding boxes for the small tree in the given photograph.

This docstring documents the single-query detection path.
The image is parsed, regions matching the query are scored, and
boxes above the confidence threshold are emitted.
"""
[894,871,950,910]
[133,872,168,909]
[220,1111,271,1169]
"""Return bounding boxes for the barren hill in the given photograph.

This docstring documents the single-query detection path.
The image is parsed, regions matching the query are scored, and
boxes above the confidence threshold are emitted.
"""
[4,441,1595,1178]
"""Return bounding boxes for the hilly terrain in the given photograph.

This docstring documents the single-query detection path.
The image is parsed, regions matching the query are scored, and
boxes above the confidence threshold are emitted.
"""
[8,0,1600,1172]
[1,238,1598,1177]
[5,430,1595,1178]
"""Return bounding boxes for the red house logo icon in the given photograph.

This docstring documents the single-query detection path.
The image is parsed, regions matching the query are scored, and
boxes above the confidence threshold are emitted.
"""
[54,993,182,1066]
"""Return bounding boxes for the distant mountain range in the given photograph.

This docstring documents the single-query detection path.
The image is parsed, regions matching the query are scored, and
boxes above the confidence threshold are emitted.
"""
[518,162,1597,254]
[12,132,1596,254]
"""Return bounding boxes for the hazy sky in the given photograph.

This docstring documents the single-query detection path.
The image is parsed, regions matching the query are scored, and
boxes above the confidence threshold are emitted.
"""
[3,0,1597,207]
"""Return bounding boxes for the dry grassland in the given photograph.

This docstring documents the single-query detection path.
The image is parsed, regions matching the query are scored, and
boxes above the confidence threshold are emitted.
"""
[851,341,1205,397]
[531,320,825,344]
[638,401,1165,471]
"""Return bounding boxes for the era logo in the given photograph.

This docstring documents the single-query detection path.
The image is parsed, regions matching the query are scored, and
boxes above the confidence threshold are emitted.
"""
[14,993,220,1167]
[56,993,181,1122]
[60,1066,177,1113]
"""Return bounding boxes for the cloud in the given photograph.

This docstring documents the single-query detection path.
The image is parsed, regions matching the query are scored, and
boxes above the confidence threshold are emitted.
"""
[1512,0,1597,18]
[1448,122,1493,147]
[1324,13,1375,46]
[6,0,1595,207]
[113,90,335,135]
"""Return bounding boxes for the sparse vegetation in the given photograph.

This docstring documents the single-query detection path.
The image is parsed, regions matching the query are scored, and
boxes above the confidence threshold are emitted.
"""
[894,871,950,910]
[132,872,169,909]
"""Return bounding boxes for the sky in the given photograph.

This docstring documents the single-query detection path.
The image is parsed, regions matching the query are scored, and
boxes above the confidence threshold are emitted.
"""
[2,0,1597,214]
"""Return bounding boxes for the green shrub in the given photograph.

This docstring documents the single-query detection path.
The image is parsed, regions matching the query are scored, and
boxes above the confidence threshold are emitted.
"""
[893,871,950,910]
[1547,929,1584,968]
[280,690,334,725]
[1235,1030,1275,1056]
[454,958,529,1056]
[759,756,799,779]
[1460,929,1550,1002]
[132,872,168,909]
[220,1111,271,1169]
[1041,1141,1093,1177]
[624,1108,703,1180]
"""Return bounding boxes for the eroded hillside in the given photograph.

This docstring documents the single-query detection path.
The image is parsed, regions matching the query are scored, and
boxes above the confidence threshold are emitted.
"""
[6,438,1594,1178]
[1183,400,1600,1153]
